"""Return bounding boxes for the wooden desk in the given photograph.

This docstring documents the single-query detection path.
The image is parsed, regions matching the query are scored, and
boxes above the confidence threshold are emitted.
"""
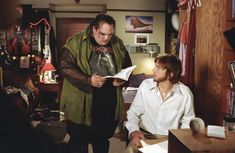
[38,82,61,96]
[38,82,60,93]
[37,82,62,105]
[168,129,235,153]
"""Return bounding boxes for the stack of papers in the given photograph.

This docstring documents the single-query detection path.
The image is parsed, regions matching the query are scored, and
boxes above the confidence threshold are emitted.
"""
[138,140,168,153]
[207,125,226,139]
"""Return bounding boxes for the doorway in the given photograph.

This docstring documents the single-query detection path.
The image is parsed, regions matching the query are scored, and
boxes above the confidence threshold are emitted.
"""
[56,18,93,66]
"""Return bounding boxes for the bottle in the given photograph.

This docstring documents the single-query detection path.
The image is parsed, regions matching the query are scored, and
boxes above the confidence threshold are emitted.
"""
[223,115,235,133]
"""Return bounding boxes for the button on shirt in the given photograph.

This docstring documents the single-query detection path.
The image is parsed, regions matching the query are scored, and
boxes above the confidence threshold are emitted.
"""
[125,78,195,135]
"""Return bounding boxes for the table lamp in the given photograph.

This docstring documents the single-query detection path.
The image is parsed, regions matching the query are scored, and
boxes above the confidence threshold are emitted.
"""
[40,62,56,83]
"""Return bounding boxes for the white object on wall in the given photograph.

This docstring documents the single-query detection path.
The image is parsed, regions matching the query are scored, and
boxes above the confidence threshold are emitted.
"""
[171,12,179,31]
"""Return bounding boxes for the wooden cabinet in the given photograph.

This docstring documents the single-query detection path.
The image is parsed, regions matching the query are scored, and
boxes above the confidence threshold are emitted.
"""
[38,82,61,97]
[37,82,62,107]
[168,129,235,153]
[194,0,235,125]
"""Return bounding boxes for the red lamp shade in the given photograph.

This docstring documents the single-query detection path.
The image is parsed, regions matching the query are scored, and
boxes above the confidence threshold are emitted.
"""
[41,63,56,72]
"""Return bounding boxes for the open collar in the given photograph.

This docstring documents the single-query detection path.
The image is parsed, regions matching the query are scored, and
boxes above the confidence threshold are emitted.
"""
[150,80,182,95]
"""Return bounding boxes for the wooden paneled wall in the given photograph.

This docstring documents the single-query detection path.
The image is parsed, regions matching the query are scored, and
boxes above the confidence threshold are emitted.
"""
[194,0,227,124]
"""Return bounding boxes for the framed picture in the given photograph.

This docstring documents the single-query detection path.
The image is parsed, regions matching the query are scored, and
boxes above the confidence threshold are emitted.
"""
[20,56,30,68]
[135,34,149,45]
[125,16,153,33]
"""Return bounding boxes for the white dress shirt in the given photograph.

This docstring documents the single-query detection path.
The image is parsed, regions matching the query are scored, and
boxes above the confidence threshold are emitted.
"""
[125,78,195,135]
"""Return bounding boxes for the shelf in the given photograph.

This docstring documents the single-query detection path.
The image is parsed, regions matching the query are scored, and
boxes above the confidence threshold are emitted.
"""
[126,44,160,54]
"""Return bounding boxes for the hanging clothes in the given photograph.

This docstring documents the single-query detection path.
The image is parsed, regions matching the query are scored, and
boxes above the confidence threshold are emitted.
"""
[7,26,30,56]
[32,18,51,62]
[178,0,189,10]
[178,20,188,76]
[177,0,200,89]
[49,27,57,67]
[184,8,196,89]
[43,24,51,63]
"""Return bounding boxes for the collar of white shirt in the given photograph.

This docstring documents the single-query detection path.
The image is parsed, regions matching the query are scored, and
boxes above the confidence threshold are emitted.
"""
[149,79,182,96]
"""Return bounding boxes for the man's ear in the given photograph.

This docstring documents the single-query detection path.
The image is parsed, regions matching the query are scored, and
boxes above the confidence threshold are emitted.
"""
[168,72,174,80]
[92,26,97,33]
[92,27,98,37]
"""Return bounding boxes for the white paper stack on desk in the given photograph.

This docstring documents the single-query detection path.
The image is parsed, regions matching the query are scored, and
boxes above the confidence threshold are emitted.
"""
[207,125,226,139]
[138,140,168,153]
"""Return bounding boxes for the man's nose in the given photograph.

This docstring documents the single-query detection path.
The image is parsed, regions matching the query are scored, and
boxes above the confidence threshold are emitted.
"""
[152,67,157,72]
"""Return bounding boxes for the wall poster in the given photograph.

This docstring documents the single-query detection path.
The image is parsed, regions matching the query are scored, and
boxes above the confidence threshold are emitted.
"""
[125,16,153,33]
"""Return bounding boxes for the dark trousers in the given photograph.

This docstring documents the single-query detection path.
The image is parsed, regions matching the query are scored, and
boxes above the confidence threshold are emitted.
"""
[67,120,117,153]
[67,82,117,153]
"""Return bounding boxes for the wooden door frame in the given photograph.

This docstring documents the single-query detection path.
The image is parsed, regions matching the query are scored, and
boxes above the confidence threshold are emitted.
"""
[56,17,93,68]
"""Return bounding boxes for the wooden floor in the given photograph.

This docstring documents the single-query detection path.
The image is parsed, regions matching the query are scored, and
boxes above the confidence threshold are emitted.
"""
[33,120,127,153]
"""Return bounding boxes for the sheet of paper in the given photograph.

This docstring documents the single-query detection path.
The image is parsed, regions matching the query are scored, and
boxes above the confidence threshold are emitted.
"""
[138,140,168,153]
[140,140,150,147]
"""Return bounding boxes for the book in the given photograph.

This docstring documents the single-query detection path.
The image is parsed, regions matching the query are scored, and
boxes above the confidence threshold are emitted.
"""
[102,65,137,81]
[207,125,225,139]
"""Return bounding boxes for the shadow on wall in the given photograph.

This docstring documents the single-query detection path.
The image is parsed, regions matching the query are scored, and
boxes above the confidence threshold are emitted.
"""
[195,64,222,125]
